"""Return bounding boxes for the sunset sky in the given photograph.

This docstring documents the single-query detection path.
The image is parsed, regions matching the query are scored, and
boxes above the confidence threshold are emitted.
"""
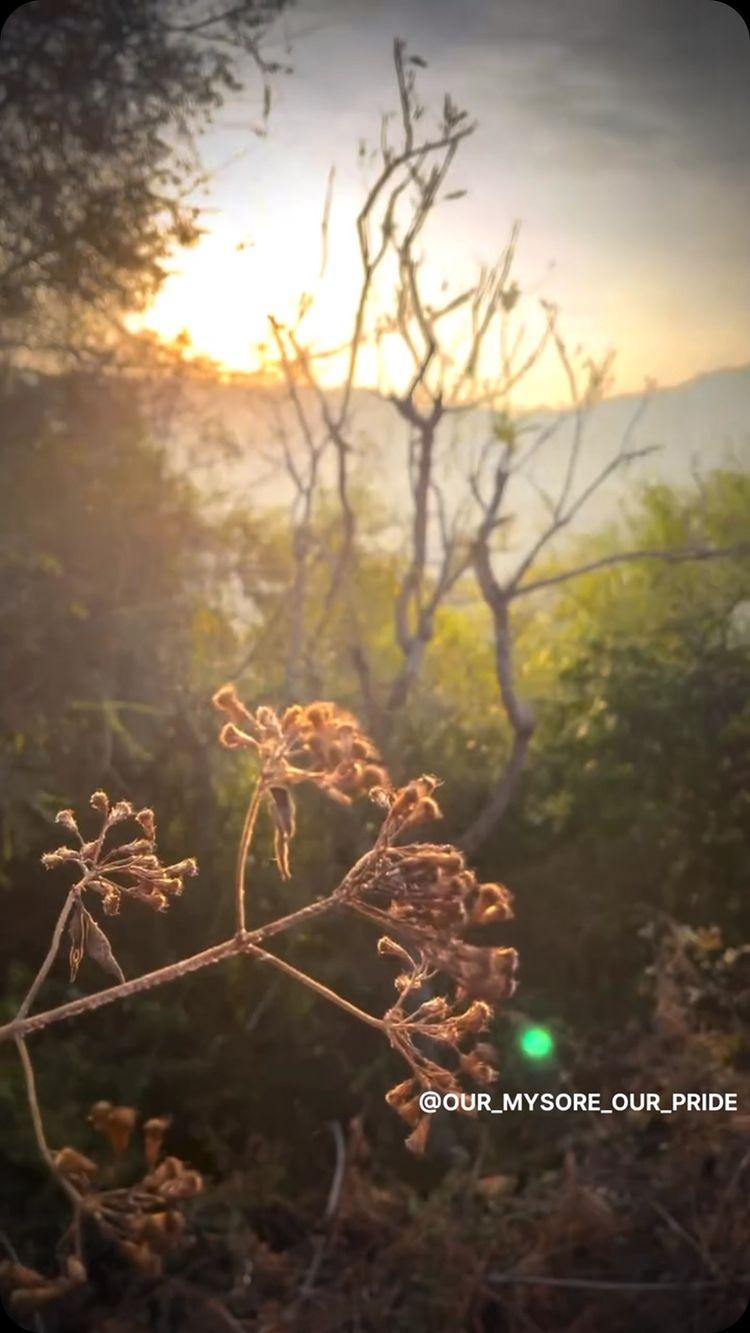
[139,0,750,405]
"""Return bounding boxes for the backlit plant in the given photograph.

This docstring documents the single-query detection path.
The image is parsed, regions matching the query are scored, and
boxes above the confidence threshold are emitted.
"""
[0,686,517,1314]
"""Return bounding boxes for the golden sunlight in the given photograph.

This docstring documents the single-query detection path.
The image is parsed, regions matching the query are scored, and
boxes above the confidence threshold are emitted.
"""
[134,207,618,410]
[132,216,410,388]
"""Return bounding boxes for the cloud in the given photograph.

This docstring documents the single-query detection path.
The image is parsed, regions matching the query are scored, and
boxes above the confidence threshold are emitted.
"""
[301,0,750,175]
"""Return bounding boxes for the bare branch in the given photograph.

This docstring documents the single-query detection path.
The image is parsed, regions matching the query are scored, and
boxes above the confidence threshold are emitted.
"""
[511,542,750,599]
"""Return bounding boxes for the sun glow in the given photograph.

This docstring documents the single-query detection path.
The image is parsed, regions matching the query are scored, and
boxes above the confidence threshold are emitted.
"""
[132,221,349,382]
[133,216,592,408]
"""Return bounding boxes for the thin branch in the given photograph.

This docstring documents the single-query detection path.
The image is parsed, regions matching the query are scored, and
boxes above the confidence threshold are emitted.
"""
[234,779,264,933]
[299,1119,347,1299]
[16,889,78,1021]
[0,893,343,1046]
[319,165,335,279]
[484,1273,748,1293]
[243,940,385,1032]
[14,1037,82,1210]
[511,543,750,599]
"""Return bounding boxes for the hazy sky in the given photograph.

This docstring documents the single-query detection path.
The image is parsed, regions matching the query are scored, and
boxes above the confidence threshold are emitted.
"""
[142,0,750,402]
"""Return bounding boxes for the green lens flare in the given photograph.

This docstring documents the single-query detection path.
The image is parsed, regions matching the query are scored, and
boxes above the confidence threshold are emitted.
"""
[519,1025,554,1060]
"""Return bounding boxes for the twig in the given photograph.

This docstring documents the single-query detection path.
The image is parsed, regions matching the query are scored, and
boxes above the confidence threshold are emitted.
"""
[235,779,264,934]
[16,889,78,1020]
[0,893,346,1045]
[319,165,335,279]
[14,1036,82,1212]
[243,942,385,1032]
[484,1272,748,1292]
[299,1120,347,1299]
[511,543,750,599]
[649,1199,719,1278]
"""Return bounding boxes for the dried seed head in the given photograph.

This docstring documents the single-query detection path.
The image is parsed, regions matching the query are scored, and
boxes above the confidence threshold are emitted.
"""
[470,881,514,925]
[385,1078,416,1112]
[41,848,78,869]
[65,1256,88,1286]
[135,808,156,840]
[118,1240,163,1278]
[367,804,516,1150]
[109,801,135,824]
[41,795,198,918]
[404,1115,432,1155]
[53,1146,99,1181]
[102,887,121,915]
[90,1103,138,1157]
[88,1100,113,1128]
[143,1155,203,1200]
[436,942,519,1002]
[219,721,254,749]
[143,1115,172,1169]
[54,809,78,834]
[212,683,257,731]
[377,775,442,842]
[213,687,389,878]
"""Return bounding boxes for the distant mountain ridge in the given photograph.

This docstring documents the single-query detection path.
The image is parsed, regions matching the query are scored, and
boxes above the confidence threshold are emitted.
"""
[172,361,750,546]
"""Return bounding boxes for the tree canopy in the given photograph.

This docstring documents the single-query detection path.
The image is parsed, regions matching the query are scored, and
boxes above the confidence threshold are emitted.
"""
[0,0,289,352]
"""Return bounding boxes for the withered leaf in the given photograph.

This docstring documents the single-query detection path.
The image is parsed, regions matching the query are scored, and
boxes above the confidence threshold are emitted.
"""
[81,906,125,984]
[68,901,86,983]
[267,785,296,880]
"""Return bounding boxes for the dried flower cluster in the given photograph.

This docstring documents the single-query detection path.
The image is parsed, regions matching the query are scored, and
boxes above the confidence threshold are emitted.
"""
[338,775,519,1152]
[358,840,512,934]
[40,791,197,985]
[0,1102,201,1313]
[213,685,388,877]
[43,792,198,917]
[380,933,502,1154]
[4,686,519,1326]
[0,1255,88,1320]
[347,775,518,998]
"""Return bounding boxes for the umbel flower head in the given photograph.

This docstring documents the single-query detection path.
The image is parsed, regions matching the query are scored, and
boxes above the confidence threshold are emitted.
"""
[41,794,198,986]
[344,777,518,1153]
[0,1099,203,1309]
[213,684,389,878]
[42,792,198,916]
[378,932,510,1155]
[349,776,517,997]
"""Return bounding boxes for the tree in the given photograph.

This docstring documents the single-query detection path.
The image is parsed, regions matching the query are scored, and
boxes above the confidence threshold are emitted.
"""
[0,367,282,864]
[263,41,748,849]
[0,0,289,359]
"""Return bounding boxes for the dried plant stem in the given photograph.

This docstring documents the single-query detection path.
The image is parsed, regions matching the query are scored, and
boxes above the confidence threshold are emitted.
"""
[0,892,375,1046]
[243,941,385,1032]
[484,1272,749,1293]
[235,778,264,934]
[16,888,78,1021]
[14,1035,81,1212]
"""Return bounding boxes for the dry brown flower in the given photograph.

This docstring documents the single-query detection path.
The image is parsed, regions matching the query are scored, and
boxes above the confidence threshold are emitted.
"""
[334,779,519,1151]
[42,791,198,918]
[213,685,389,879]
[5,688,520,1296]
[88,1101,138,1157]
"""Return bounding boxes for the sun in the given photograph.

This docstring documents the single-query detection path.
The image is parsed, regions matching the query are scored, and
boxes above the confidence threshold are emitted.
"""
[129,217,366,385]
[131,215,588,408]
